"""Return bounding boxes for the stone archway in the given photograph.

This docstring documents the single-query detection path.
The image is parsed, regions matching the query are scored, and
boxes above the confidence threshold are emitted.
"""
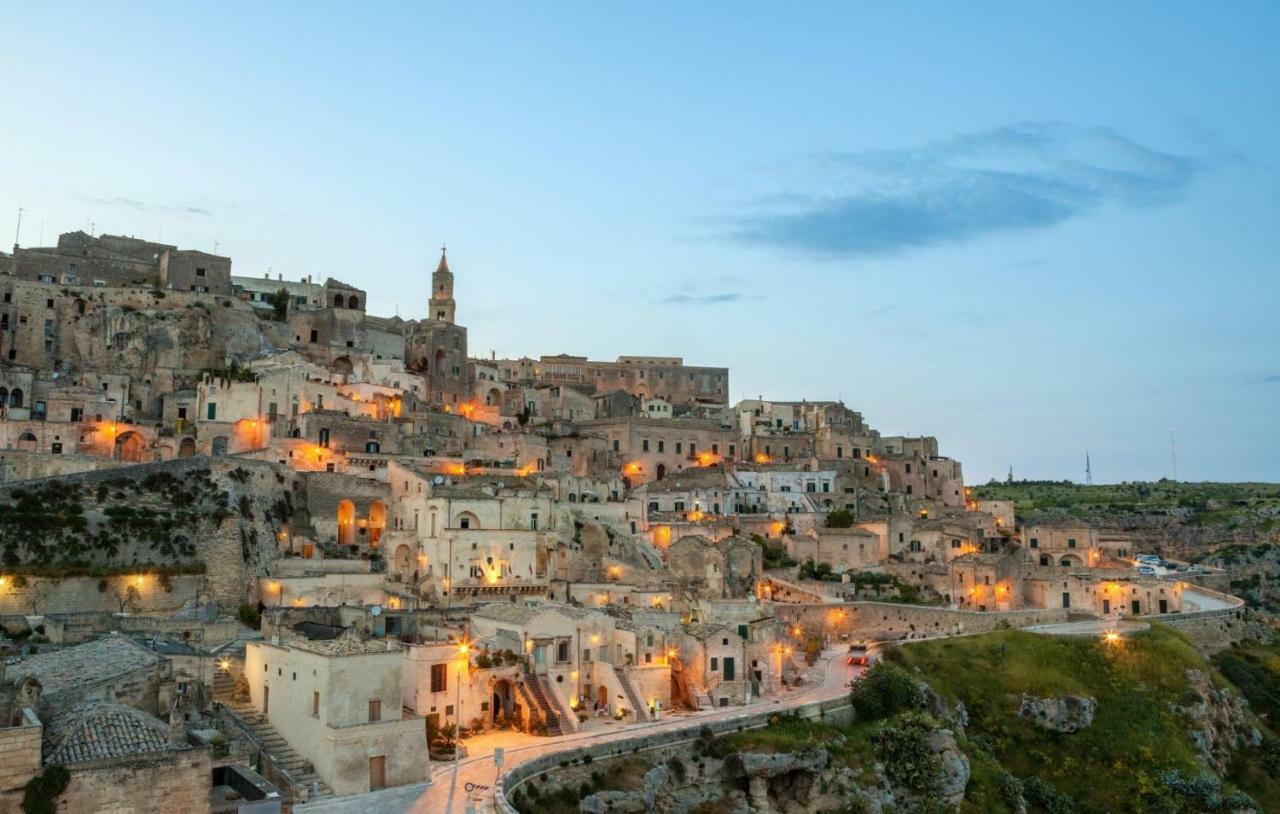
[115,430,145,462]
[211,436,229,457]
[17,431,37,452]
[486,387,502,406]
[177,437,196,458]
[393,544,413,581]
[332,356,354,376]
[368,500,386,546]
[337,500,356,546]
[491,678,517,727]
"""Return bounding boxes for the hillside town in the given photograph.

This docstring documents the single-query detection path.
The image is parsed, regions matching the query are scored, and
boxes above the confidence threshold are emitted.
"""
[0,231,1256,813]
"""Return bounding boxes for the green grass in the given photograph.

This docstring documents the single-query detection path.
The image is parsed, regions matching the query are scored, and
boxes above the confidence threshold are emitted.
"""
[971,480,1280,529]
[887,627,1280,812]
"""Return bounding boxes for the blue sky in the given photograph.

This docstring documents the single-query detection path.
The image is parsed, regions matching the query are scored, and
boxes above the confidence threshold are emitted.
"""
[3,2,1278,483]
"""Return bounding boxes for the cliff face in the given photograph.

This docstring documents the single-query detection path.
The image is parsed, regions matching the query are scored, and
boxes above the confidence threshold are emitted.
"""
[0,458,299,607]
[52,288,290,377]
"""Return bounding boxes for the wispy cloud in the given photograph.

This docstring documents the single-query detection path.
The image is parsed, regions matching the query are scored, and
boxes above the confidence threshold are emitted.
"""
[1260,373,1280,384]
[660,292,742,305]
[720,122,1199,257]
[81,195,214,216]
[867,303,900,318]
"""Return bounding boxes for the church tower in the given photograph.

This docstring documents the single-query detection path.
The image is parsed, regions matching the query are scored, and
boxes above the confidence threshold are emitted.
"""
[429,246,456,324]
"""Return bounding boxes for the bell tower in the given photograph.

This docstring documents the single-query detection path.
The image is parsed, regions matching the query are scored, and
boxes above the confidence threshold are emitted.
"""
[429,245,456,324]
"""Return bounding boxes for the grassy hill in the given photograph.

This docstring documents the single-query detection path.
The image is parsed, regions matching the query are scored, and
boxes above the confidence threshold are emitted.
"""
[972,480,1280,532]
[886,627,1280,813]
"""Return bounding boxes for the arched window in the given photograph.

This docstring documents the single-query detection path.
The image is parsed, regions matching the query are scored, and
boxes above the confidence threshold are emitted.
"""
[347,295,359,309]
[333,293,344,308]
[9,388,23,408]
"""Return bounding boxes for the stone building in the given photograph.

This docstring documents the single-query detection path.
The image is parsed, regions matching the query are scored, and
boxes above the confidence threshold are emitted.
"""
[4,231,232,295]
[581,416,737,486]
[40,701,212,814]
[243,632,428,795]
[404,250,469,405]
[6,634,172,717]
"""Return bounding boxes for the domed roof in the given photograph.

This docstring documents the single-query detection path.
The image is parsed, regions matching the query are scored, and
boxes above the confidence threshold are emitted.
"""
[43,702,177,764]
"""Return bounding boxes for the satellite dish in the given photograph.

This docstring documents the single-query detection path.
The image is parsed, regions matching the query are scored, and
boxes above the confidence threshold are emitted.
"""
[370,605,382,616]
[432,476,444,485]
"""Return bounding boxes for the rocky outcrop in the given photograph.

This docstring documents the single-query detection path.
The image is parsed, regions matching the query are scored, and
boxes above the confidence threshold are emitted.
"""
[1176,669,1262,774]
[1016,694,1097,733]
[926,729,971,807]
[723,749,829,812]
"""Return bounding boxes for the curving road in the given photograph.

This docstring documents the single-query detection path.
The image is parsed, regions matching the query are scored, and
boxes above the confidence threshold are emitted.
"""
[298,651,860,814]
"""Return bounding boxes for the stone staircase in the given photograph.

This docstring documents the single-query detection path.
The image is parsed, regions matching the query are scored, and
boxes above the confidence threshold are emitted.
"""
[695,691,713,710]
[522,674,567,736]
[212,670,235,702]
[613,665,649,722]
[225,701,335,802]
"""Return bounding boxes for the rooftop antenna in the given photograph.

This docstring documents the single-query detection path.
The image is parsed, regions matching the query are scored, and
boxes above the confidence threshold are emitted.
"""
[1085,451,1093,485]
[13,206,23,248]
[1170,430,1178,481]
[214,240,219,254]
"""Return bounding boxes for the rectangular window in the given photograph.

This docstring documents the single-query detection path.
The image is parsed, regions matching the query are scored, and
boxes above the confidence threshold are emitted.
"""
[710,657,719,671]
[557,641,569,662]
[206,403,217,420]
[310,329,318,343]
[642,439,650,452]
[368,699,381,722]
[319,428,330,448]
[313,692,320,717]
[196,267,206,277]
[430,663,447,693]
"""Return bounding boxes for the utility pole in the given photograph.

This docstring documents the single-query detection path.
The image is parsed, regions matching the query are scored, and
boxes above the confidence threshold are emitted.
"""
[13,207,23,248]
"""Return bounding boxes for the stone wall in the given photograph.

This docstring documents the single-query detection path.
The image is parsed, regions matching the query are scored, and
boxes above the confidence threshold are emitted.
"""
[0,709,42,798]
[0,574,205,616]
[770,600,1070,642]
[56,747,212,814]
[497,694,852,813]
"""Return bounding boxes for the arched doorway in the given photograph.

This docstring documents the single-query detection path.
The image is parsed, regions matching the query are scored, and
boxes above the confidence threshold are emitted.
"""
[115,431,145,462]
[486,387,502,406]
[347,295,359,309]
[491,678,516,726]
[596,685,608,712]
[337,500,356,545]
[211,436,228,457]
[177,437,196,458]
[8,388,22,408]
[393,544,413,581]
[656,463,666,481]
[368,501,386,546]
[433,349,446,376]
[332,356,353,376]
[16,431,37,452]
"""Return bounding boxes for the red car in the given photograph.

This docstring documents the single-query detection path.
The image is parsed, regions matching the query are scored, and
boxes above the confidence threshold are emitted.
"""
[846,645,868,666]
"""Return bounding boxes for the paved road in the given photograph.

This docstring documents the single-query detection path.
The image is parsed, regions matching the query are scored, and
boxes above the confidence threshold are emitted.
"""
[1024,619,1149,637]
[298,651,860,814]
[1181,588,1237,612]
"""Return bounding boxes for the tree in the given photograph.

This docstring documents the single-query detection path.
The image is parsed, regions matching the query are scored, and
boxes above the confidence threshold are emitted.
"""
[113,584,140,614]
[267,288,290,321]
[826,509,854,528]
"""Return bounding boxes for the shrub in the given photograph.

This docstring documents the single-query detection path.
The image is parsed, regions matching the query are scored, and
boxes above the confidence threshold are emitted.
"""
[870,713,939,792]
[850,662,925,721]
[237,603,261,629]
[826,509,854,528]
[21,764,69,814]
[1021,776,1075,814]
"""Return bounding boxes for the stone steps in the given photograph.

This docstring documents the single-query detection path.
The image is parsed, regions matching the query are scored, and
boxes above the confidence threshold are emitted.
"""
[225,702,335,802]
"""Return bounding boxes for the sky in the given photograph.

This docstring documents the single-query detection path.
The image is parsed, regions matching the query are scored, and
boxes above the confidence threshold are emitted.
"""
[2,2,1278,483]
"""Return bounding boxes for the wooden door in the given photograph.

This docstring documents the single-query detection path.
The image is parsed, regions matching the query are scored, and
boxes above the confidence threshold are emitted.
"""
[369,756,386,790]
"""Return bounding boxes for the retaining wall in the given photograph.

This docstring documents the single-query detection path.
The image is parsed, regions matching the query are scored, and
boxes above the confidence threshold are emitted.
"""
[496,695,852,813]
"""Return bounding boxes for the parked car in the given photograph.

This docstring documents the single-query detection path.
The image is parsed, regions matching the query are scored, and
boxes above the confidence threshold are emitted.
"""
[1137,565,1156,576]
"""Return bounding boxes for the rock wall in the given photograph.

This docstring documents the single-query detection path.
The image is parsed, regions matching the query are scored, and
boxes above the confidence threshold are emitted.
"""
[56,748,212,814]
[771,601,1069,642]
[0,575,205,616]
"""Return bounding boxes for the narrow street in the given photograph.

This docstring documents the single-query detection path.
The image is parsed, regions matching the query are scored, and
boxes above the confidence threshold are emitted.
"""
[298,650,860,814]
